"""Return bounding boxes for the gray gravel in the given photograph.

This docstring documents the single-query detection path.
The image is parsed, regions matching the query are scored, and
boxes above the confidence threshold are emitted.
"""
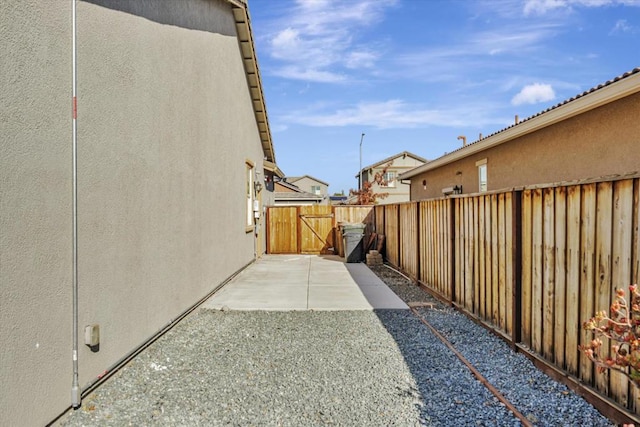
[58,264,614,426]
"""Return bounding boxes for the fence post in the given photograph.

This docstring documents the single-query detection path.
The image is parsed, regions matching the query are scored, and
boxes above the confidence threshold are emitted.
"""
[512,190,523,349]
[296,206,301,254]
[450,197,456,305]
[416,202,421,284]
[266,207,271,254]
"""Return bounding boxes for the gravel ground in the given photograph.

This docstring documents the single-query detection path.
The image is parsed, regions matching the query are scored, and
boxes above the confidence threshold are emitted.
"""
[58,263,614,426]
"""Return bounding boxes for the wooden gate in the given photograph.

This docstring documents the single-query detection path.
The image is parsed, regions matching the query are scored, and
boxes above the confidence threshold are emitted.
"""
[267,206,335,254]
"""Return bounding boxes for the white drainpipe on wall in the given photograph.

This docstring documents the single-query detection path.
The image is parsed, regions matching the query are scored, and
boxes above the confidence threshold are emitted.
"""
[71,0,81,409]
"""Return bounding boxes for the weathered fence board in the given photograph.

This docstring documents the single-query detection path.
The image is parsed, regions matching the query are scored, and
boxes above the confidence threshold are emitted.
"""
[385,204,399,267]
[375,205,385,249]
[531,189,543,355]
[522,190,533,347]
[610,180,634,406]
[491,194,499,326]
[579,183,596,386]
[420,199,451,298]
[474,197,491,318]
[454,199,462,305]
[506,192,514,337]
[542,187,555,361]
[554,186,567,369]
[498,193,507,332]
[399,203,419,279]
[466,197,475,310]
[595,182,613,395]
[564,185,581,377]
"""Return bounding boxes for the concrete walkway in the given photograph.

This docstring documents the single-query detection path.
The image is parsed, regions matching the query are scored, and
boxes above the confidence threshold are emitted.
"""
[202,255,408,311]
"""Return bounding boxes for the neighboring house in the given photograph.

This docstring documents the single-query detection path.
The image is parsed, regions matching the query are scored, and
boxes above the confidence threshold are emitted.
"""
[274,180,325,206]
[1,1,278,425]
[286,175,330,202]
[356,151,428,204]
[400,68,640,200]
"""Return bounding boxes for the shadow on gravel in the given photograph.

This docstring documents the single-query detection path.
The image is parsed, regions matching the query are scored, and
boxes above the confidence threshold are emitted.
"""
[371,308,522,426]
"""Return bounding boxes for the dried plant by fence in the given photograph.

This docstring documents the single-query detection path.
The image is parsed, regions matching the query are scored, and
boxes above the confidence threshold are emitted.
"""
[349,161,391,205]
[581,284,640,390]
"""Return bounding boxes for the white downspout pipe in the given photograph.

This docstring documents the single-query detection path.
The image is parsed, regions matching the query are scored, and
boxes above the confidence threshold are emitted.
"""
[71,0,81,409]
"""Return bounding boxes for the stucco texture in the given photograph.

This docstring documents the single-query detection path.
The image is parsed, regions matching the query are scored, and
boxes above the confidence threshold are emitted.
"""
[1,0,265,425]
[411,93,640,200]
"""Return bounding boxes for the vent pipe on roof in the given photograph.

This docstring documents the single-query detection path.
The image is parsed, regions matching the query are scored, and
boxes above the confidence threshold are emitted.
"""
[479,133,482,140]
[515,115,519,124]
[457,135,467,147]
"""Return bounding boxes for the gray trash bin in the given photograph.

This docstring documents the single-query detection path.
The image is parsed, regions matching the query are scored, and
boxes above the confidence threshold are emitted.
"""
[342,223,366,263]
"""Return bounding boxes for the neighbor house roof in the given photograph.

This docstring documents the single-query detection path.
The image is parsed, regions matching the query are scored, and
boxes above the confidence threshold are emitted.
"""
[356,151,428,178]
[228,0,276,164]
[286,175,330,186]
[401,67,640,180]
[274,192,324,202]
[274,180,324,202]
[275,180,302,192]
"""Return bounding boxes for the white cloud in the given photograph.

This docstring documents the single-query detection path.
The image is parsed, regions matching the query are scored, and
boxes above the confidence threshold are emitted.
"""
[609,19,638,34]
[264,0,398,83]
[281,99,503,129]
[524,0,567,15]
[511,83,556,105]
[344,50,380,69]
[393,22,561,84]
[523,0,640,15]
[274,66,346,83]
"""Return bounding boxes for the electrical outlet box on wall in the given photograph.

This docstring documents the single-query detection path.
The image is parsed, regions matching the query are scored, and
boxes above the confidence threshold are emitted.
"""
[84,324,100,347]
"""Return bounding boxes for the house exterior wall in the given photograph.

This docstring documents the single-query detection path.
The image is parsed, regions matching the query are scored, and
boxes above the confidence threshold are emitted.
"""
[291,176,329,205]
[1,1,265,425]
[410,92,640,200]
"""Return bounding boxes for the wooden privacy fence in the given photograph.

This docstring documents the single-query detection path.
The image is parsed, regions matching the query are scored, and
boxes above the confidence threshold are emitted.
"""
[266,205,375,255]
[377,177,640,418]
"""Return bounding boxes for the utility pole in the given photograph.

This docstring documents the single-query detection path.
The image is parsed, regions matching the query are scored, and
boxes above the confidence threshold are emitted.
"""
[359,133,365,191]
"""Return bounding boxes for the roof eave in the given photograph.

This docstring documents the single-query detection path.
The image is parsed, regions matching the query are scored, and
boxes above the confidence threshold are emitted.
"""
[400,71,640,180]
[229,1,276,164]
[263,160,285,178]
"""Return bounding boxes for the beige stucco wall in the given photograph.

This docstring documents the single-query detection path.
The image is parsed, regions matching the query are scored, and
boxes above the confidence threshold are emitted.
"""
[410,93,640,200]
[1,1,265,424]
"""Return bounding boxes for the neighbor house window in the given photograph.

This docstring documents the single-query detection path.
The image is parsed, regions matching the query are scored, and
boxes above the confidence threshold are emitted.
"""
[382,171,397,187]
[311,185,321,195]
[246,160,254,231]
[476,159,487,192]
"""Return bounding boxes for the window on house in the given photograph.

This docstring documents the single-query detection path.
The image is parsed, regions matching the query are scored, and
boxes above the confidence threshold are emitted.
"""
[476,159,487,192]
[381,171,397,187]
[311,185,321,195]
[246,160,254,230]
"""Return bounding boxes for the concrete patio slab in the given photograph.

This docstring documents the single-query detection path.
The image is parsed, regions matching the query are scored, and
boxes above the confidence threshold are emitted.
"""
[201,254,408,311]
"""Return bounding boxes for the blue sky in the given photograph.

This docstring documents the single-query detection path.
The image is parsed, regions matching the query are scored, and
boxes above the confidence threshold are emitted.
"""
[248,0,640,195]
